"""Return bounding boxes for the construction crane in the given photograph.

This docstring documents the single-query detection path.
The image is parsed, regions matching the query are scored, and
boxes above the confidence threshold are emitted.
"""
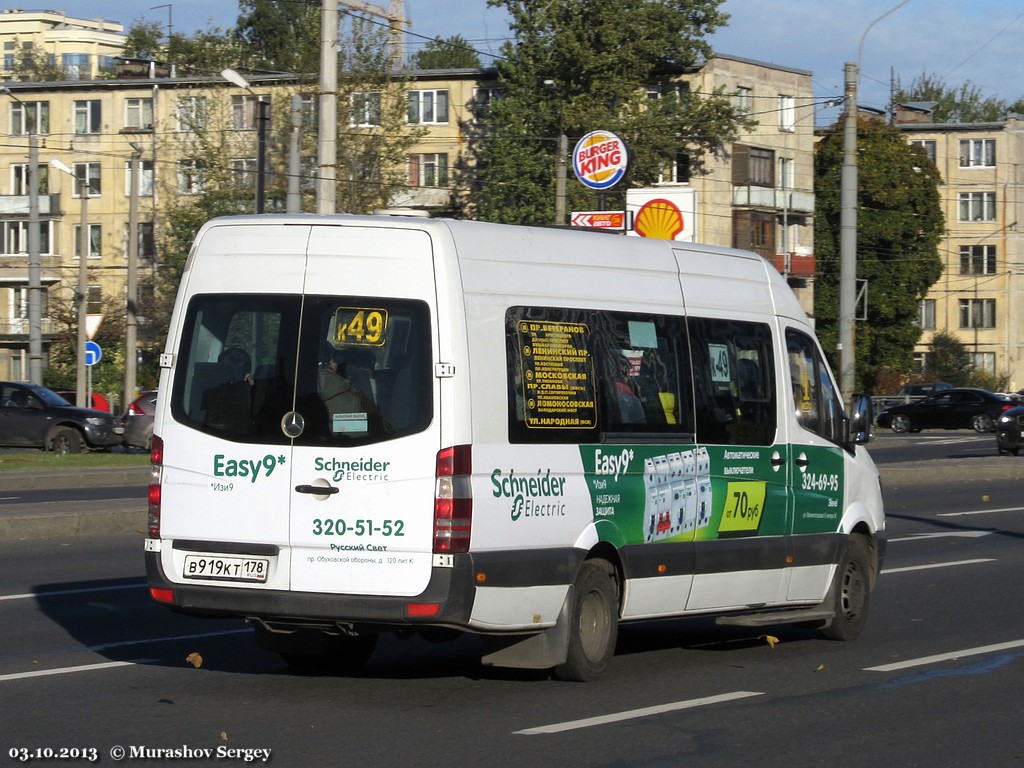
[338,0,407,69]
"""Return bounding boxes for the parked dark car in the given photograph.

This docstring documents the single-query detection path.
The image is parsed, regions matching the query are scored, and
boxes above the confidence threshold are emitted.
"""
[876,387,1015,434]
[0,381,123,453]
[996,405,1024,455]
[120,390,157,450]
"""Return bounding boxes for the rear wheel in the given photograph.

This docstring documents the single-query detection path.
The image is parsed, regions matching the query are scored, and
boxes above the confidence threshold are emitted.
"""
[554,560,618,682]
[49,427,82,455]
[889,414,912,433]
[820,535,872,641]
[972,413,994,433]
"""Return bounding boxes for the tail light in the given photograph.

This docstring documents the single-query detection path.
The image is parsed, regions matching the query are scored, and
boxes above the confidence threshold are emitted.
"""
[147,434,163,538]
[433,445,472,553]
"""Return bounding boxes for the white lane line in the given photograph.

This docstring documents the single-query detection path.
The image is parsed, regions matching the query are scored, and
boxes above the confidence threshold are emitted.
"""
[865,640,1024,673]
[939,506,1024,517]
[0,659,155,683]
[0,583,144,601]
[882,558,994,574]
[89,628,249,652]
[514,691,764,735]
[887,531,991,542]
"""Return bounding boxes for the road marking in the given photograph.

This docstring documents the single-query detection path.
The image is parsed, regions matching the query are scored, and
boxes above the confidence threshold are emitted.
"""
[939,506,1024,517]
[865,640,1024,673]
[0,659,155,683]
[88,628,249,652]
[514,691,764,735]
[888,531,992,542]
[883,558,994,574]
[0,582,144,602]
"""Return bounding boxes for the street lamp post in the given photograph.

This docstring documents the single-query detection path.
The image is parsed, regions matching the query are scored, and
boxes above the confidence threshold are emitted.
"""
[51,158,89,409]
[125,142,143,406]
[838,0,912,405]
[221,69,269,214]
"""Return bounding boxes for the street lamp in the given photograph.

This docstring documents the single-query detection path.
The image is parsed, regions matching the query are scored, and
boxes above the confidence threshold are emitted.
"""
[0,86,44,385]
[838,0,912,405]
[50,157,90,409]
[221,68,269,214]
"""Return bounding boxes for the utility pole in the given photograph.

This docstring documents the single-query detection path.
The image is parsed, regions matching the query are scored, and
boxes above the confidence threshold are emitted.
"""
[125,142,143,407]
[287,94,302,213]
[839,61,858,406]
[318,0,338,214]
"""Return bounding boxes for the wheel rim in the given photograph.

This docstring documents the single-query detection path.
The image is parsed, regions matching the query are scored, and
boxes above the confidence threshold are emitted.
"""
[579,587,613,662]
[892,415,909,433]
[974,415,993,433]
[839,561,867,621]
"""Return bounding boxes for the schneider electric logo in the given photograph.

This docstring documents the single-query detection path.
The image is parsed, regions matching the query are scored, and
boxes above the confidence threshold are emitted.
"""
[491,468,567,521]
[314,456,391,484]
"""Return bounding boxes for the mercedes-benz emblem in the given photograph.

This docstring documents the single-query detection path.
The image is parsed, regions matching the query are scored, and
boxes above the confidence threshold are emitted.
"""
[281,410,305,439]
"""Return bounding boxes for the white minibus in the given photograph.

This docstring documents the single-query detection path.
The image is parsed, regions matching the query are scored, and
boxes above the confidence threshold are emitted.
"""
[145,214,885,681]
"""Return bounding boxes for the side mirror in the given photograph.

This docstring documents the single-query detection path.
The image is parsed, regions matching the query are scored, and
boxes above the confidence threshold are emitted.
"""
[849,392,873,444]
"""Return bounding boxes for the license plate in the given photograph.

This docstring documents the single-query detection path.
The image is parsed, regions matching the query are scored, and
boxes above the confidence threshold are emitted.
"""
[183,554,269,583]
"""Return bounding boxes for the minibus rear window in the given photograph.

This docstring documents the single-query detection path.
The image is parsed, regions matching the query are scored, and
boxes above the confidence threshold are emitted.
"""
[171,294,432,446]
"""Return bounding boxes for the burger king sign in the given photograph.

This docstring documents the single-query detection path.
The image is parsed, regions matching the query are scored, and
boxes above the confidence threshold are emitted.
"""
[573,130,629,191]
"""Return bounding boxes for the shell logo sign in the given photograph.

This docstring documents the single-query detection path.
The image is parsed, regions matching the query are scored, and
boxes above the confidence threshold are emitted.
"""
[572,131,629,191]
[634,198,684,240]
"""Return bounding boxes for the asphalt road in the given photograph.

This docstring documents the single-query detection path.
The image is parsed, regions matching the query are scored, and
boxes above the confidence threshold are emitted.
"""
[1,472,1021,767]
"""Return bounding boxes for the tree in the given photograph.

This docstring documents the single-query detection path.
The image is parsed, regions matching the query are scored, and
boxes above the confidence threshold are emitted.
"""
[236,0,321,73]
[893,73,1018,123]
[814,117,945,392]
[463,0,749,224]
[926,331,973,387]
[410,35,482,69]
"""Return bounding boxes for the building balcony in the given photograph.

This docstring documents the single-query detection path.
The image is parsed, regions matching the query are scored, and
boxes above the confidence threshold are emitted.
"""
[732,187,814,214]
[770,249,816,276]
[0,194,61,216]
[0,317,62,341]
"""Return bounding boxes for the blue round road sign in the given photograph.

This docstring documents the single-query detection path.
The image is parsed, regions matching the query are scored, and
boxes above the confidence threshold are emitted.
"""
[85,340,102,366]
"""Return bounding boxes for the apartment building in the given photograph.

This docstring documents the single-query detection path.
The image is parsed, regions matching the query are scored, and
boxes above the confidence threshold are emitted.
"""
[896,106,1024,389]
[0,8,124,80]
[0,42,818,380]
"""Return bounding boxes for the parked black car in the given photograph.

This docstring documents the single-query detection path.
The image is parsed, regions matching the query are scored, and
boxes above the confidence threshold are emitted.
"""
[876,387,1015,434]
[996,405,1024,455]
[0,381,124,453]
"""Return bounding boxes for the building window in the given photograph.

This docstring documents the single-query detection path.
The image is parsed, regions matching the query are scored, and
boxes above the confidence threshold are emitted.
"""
[231,95,269,130]
[11,101,49,135]
[124,160,154,196]
[913,352,929,373]
[1,221,52,256]
[733,210,775,259]
[73,223,102,260]
[74,100,102,134]
[734,86,752,115]
[970,352,996,375]
[123,221,155,261]
[62,53,91,79]
[778,156,795,190]
[910,139,937,165]
[73,163,101,197]
[959,298,996,329]
[960,244,996,275]
[918,299,936,329]
[732,145,775,187]
[407,89,449,124]
[658,153,690,185]
[959,139,995,168]
[124,98,153,130]
[473,86,503,119]
[958,192,996,222]
[11,164,48,195]
[350,92,381,127]
[231,158,257,190]
[778,94,795,132]
[177,160,207,194]
[408,153,448,187]
[176,96,208,132]
[87,285,103,313]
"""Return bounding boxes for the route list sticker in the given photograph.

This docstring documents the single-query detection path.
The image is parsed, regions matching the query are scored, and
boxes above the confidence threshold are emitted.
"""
[517,320,597,429]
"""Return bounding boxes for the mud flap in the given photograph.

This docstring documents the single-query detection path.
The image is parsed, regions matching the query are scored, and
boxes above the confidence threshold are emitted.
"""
[479,586,572,670]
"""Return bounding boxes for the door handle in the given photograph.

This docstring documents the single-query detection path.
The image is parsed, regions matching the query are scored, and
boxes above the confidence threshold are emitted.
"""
[793,456,809,468]
[771,455,786,467]
[295,483,339,495]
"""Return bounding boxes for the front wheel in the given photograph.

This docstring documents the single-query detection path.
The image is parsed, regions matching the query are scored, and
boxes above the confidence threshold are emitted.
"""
[889,414,912,433]
[820,535,872,641]
[554,560,618,682]
[49,427,82,454]
[972,414,994,433]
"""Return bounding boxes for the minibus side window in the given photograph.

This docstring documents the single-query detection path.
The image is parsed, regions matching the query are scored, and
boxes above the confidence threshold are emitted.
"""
[688,317,776,446]
[506,306,693,443]
[786,328,843,444]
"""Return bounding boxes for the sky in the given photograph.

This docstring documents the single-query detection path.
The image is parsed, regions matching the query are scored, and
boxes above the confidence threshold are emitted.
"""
[65,0,1024,119]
